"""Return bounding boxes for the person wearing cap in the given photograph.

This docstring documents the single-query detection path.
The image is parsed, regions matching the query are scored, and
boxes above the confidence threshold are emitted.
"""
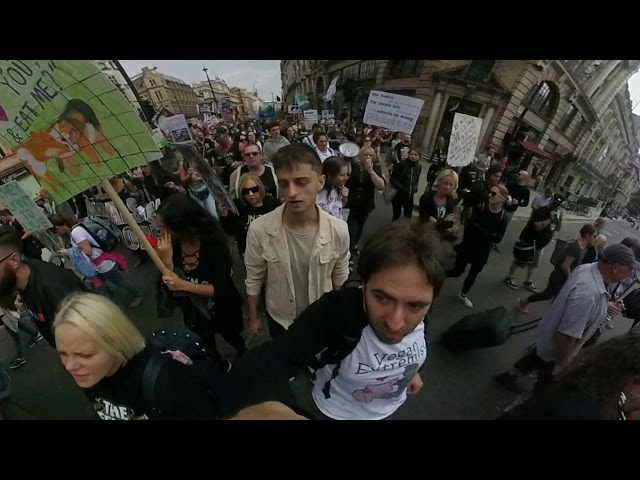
[494,243,640,395]
[504,193,564,292]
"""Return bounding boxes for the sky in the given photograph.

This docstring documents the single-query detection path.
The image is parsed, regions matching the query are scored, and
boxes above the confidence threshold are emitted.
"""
[628,72,640,114]
[119,60,282,102]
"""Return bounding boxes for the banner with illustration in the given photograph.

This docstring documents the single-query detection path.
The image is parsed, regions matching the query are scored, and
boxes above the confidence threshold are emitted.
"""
[0,60,162,204]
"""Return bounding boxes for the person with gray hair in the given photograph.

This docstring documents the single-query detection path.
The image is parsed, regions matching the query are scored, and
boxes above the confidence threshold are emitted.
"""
[494,243,640,395]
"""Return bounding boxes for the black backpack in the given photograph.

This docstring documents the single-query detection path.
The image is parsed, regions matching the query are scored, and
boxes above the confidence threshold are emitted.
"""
[142,328,230,414]
[78,216,122,251]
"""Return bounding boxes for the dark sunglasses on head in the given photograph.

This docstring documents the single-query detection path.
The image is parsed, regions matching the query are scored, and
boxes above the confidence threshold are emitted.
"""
[489,191,501,197]
[242,186,260,195]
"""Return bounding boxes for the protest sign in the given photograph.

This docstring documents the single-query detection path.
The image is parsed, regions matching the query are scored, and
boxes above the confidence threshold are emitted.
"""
[447,113,483,168]
[363,91,424,135]
[304,110,319,130]
[165,114,192,142]
[0,180,52,231]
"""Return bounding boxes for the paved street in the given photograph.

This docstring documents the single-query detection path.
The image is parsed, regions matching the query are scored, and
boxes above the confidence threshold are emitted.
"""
[1,186,636,420]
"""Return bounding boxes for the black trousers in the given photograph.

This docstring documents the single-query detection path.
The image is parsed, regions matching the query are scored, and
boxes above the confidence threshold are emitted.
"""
[347,208,371,252]
[526,269,567,304]
[447,244,489,295]
[513,348,556,395]
[267,312,287,340]
[392,190,414,220]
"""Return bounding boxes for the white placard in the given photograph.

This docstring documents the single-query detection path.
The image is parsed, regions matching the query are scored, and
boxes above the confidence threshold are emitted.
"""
[304,110,319,130]
[164,114,192,143]
[447,113,483,168]
[363,90,425,135]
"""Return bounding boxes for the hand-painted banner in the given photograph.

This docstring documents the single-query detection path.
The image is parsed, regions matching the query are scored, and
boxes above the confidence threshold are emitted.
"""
[363,90,424,135]
[0,180,53,231]
[447,113,483,168]
[0,60,162,204]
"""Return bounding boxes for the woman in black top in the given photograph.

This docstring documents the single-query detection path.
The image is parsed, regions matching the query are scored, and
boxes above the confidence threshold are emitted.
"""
[447,184,509,308]
[500,333,640,420]
[53,292,220,420]
[219,173,281,257]
[389,148,422,220]
[344,146,386,257]
[155,194,246,368]
[419,168,458,233]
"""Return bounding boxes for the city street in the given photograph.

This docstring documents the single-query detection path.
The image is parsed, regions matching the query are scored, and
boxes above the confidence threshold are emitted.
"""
[2,188,637,420]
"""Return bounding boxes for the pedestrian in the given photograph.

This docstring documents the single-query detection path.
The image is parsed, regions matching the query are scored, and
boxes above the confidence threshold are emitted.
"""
[262,121,290,164]
[316,156,349,220]
[228,220,444,420]
[582,217,608,264]
[389,148,422,221]
[0,293,43,369]
[228,142,279,200]
[418,168,458,234]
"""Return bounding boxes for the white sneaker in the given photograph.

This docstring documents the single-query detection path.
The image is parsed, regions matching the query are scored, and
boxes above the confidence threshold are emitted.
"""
[458,293,473,308]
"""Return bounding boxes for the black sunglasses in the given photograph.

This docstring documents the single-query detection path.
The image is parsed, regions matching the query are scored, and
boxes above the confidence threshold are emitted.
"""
[489,191,500,197]
[242,186,260,195]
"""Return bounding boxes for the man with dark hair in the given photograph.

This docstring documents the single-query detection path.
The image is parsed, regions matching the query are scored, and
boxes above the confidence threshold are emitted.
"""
[230,220,445,420]
[262,121,290,164]
[244,144,350,340]
[582,217,608,264]
[212,126,243,188]
[0,225,87,347]
[302,123,323,149]
[1,210,45,260]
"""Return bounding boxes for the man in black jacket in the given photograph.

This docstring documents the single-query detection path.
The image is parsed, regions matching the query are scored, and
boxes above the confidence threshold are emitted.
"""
[0,226,88,347]
[228,220,445,420]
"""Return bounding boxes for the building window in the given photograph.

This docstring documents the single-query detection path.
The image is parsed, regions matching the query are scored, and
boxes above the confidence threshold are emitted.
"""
[156,90,164,101]
[148,79,156,87]
[564,175,575,188]
[567,114,587,141]
[463,60,495,83]
[525,81,558,120]
[359,60,378,81]
[388,60,422,78]
[559,104,578,133]
[97,62,108,71]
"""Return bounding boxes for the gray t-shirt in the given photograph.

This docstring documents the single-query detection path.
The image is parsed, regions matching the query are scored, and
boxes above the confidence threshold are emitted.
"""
[284,225,318,316]
[534,263,610,363]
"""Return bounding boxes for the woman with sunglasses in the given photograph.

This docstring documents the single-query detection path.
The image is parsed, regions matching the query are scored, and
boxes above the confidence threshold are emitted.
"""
[446,183,509,308]
[219,173,281,257]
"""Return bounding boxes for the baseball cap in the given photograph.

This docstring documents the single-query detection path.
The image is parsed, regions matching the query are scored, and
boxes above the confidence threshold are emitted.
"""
[551,194,565,205]
[600,244,640,270]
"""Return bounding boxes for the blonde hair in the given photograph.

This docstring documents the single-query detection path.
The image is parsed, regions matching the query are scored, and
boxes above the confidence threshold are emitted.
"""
[358,146,376,161]
[432,169,459,199]
[494,184,509,201]
[594,234,607,247]
[53,293,145,366]
[237,172,266,205]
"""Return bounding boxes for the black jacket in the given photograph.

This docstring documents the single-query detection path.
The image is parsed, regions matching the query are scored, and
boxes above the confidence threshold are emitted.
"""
[390,160,422,196]
[418,191,455,230]
[226,287,429,410]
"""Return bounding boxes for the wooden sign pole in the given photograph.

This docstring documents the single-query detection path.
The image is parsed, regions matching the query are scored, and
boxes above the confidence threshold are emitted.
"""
[100,179,170,276]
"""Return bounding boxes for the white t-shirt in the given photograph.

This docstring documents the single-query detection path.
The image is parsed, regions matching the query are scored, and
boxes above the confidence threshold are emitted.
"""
[302,135,316,149]
[313,322,427,420]
[71,226,115,274]
[315,147,335,163]
[316,189,344,220]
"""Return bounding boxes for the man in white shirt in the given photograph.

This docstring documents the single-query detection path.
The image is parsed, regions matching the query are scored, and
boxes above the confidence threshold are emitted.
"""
[494,243,639,395]
[244,144,350,339]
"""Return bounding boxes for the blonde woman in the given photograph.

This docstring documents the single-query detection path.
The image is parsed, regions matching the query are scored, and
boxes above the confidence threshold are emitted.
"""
[419,169,458,232]
[219,173,282,257]
[446,183,509,308]
[53,293,221,420]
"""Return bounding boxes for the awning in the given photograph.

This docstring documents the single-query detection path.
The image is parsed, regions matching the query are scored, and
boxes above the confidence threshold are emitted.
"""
[519,140,551,159]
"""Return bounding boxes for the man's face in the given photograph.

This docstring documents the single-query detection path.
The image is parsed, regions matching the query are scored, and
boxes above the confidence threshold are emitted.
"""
[364,264,434,345]
[0,251,19,298]
[595,220,606,231]
[276,163,324,214]
[610,264,635,284]
[270,126,280,139]
[402,134,411,144]
[242,145,262,168]
[488,148,495,157]
[490,172,502,186]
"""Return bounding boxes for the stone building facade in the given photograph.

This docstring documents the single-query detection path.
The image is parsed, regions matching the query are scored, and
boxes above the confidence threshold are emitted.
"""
[131,67,200,118]
[281,60,640,203]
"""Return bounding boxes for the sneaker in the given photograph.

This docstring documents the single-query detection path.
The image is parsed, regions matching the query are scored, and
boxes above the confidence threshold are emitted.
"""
[605,320,614,330]
[505,277,518,290]
[458,293,473,308]
[9,358,26,369]
[492,372,523,394]
[517,298,530,315]
[523,282,538,293]
[129,294,144,308]
[28,333,43,347]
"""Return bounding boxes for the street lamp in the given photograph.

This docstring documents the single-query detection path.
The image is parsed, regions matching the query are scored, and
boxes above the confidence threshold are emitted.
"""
[202,66,218,112]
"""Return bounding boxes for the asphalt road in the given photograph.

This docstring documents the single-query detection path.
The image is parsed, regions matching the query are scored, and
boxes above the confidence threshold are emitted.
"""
[2,193,637,420]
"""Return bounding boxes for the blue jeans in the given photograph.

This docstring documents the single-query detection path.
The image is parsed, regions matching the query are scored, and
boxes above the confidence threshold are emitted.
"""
[5,313,39,359]
[96,265,141,302]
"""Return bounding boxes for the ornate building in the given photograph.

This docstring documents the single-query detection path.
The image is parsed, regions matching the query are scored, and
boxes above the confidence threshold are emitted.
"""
[131,67,200,118]
[281,60,640,204]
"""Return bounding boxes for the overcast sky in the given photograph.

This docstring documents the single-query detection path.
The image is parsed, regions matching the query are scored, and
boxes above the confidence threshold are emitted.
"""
[628,72,640,114]
[119,60,282,102]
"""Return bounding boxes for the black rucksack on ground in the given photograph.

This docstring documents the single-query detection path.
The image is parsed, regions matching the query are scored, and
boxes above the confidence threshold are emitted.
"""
[442,306,541,352]
[142,328,230,413]
[79,216,121,251]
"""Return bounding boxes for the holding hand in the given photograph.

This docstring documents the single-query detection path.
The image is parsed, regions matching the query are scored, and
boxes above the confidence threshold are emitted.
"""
[162,271,189,292]
[155,233,174,270]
